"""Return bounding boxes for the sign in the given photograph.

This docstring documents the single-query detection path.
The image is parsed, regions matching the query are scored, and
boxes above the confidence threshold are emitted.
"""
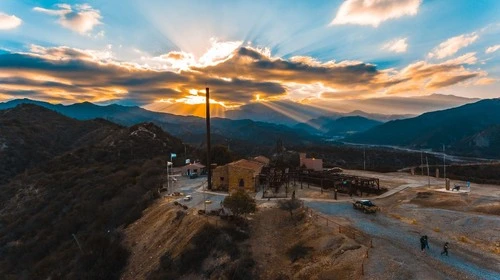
[185,159,191,164]
[171,153,177,158]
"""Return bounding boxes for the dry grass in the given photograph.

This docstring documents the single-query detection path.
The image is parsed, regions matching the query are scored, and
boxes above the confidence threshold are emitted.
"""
[433,227,441,232]
[458,236,471,244]
[472,203,500,215]
[390,213,418,225]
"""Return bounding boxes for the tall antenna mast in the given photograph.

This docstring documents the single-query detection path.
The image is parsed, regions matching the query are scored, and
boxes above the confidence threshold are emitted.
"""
[206,87,212,190]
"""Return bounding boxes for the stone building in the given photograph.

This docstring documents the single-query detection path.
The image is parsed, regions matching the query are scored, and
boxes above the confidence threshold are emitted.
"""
[212,159,265,192]
[299,153,323,171]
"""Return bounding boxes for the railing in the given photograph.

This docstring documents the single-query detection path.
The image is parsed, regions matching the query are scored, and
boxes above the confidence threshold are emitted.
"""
[303,205,373,277]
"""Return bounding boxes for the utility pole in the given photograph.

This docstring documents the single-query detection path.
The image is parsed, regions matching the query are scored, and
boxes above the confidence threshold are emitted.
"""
[206,87,212,190]
[420,151,423,175]
[443,144,446,181]
[426,156,430,187]
[363,147,366,171]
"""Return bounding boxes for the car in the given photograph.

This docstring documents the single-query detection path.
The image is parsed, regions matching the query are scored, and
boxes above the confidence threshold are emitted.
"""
[189,173,199,179]
[183,195,192,201]
[353,199,378,213]
[204,200,212,204]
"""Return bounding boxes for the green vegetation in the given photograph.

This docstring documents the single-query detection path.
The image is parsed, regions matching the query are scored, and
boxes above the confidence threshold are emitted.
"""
[222,190,257,217]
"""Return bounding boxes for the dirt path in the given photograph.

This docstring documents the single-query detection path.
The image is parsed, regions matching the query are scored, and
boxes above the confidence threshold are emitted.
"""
[306,201,500,279]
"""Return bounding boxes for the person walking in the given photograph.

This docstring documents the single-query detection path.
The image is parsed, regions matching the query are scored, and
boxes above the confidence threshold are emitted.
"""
[441,242,449,256]
[420,235,430,252]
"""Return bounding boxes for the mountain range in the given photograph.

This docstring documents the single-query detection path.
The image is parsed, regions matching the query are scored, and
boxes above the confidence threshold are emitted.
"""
[143,94,478,125]
[346,98,500,158]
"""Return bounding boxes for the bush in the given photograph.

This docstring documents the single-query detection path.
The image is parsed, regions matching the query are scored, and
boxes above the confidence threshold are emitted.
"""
[287,243,312,262]
[222,190,256,217]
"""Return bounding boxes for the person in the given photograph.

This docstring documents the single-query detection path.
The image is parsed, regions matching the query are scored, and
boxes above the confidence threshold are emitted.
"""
[420,235,430,252]
[441,242,449,256]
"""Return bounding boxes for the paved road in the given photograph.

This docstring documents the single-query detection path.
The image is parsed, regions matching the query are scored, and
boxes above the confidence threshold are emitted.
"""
[169,177,225,212]
[306,201,500,280]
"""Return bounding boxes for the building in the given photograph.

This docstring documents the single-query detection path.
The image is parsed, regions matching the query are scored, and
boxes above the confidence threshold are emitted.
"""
[252,155,270,166]
[212,159,264,192]
[181,162,206,176]
[299,153,323,171]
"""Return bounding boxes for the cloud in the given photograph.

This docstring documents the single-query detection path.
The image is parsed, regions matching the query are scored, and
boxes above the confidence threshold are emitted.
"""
[0,43,487,107]
[0,46,285,106]
[330,0,421,27]
[0,12,22,30]
[485,44,500,54]
[428,33,479,59]
[34,4,102,34]
[382,38,408,53]
[386,55,482,93]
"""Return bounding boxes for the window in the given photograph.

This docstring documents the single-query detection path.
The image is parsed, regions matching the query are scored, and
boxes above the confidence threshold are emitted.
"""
[239,178,244,187]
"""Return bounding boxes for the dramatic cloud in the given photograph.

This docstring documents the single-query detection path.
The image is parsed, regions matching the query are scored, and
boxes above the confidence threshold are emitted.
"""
[0,43,486,108]
[33,4,102,34]
[0,45,285,106]
[485,44,500,54]
[0,12,22,30]
[331,0,421,27]
[386,55,482,94]
[382,38,408,53]
[428,33,479,59]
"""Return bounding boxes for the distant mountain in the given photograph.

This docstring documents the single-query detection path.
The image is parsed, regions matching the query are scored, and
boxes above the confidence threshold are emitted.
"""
[308,94,480,116]
[0,105,185,279]
[224,100,332,126]
[345,99,500,158]
[343,110,413,122]
[0,99,320,155]
[294,116,382,136]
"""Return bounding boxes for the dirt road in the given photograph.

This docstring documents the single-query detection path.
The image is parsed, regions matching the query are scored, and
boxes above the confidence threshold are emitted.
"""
[306,201,500,279]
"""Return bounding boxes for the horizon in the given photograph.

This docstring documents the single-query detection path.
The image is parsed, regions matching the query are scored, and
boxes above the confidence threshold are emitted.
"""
[0,93,492,120]
[1,0,499,118]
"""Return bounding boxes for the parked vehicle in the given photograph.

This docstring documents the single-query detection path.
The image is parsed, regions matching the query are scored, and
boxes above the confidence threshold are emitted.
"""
[353,199,378,213]
[183,195,192,201]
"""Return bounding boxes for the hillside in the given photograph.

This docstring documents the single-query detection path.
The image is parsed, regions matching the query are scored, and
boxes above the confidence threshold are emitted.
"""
[0,104,120,184]
[345,99,500,158]
[0,107,185,279]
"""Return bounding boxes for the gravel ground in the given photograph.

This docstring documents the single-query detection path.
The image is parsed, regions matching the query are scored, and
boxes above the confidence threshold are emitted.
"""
[306,201,500,280]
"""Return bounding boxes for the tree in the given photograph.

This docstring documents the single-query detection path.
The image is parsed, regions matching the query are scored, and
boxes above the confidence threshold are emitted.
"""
[222,190,257,217]
[278,198,302,220]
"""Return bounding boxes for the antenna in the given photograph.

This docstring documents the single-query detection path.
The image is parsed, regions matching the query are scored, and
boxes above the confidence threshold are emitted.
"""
[206,87,212,190]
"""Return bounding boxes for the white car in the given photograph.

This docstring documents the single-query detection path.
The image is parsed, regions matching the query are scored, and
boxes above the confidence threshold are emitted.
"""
[183,195,192,201]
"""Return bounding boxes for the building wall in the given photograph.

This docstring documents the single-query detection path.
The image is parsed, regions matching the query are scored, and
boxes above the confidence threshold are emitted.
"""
[300,157,323,171]
[212,165,257,192]
[212,165,229,191]
[227,165,257,193]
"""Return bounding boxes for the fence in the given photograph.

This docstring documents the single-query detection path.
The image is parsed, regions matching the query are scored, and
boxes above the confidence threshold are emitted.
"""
[303,206,373,277]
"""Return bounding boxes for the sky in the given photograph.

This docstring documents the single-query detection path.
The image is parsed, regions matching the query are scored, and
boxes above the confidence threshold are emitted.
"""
[0,0,499,117]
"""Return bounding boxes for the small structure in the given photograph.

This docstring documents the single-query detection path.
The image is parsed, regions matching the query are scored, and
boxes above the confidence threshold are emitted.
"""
[181,162,206,176]
[253,155,270,166]
[299,153,323,171]
[212,159,264,192]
